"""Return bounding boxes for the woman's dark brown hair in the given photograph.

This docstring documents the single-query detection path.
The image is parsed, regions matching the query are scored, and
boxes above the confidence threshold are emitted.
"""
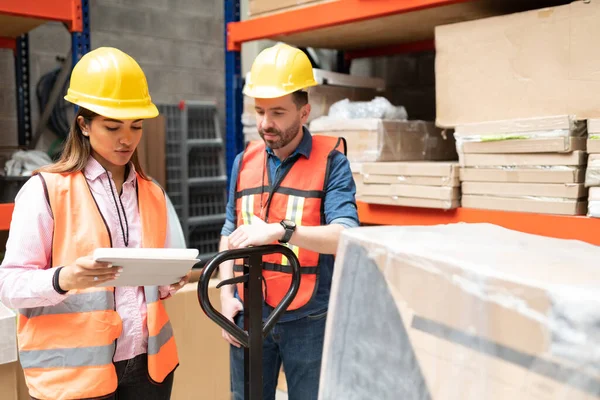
[38,107,149,180]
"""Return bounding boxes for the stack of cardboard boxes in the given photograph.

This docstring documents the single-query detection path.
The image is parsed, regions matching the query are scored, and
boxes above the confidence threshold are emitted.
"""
[456,116,588,216]
[585,119,600,218]
[356,161,459,210]
[309,118,459,209]
[435,1,600,216]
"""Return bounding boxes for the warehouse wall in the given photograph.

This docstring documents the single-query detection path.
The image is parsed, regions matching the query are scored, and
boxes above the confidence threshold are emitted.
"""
[0,0,225,150]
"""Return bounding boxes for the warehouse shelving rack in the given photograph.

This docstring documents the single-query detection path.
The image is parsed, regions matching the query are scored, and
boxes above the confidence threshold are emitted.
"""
[223,0,600,245]
[0,0,91,231]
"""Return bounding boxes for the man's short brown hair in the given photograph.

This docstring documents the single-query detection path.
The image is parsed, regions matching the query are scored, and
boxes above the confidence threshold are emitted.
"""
[291,90,309,109]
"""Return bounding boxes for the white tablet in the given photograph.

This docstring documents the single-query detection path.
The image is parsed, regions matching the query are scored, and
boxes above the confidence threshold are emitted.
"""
[92,248,200,287]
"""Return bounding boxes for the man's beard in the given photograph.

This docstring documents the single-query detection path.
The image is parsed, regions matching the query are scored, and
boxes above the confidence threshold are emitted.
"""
[259,118,302,149]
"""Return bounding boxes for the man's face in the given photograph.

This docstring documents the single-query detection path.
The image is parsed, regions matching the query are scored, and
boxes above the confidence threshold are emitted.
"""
[254,95,308,150]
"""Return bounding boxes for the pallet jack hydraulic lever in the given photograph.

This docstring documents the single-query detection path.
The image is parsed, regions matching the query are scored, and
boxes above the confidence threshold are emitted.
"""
[197,245,301,400]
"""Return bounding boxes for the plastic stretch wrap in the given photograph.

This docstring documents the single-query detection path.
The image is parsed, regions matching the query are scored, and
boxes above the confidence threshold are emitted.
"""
[309,118,457,163]
[4,150,52,176]
[327,97,407,120]
[588,201,600,218]
[320,224,600,400]
[585,156,600,187]
[454,116,586,153]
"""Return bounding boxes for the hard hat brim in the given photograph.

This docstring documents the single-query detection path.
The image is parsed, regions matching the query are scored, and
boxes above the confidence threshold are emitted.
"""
[65,96,159,120]
[242,80,318,99]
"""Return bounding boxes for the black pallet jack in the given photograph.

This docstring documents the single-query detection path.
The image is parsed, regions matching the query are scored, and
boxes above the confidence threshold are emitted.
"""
[197,245,301,400]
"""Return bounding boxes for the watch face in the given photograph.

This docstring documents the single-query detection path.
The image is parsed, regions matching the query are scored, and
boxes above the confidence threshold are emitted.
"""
[283,219,296,229]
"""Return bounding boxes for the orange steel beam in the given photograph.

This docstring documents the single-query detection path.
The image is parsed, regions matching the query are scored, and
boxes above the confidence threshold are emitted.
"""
[0,0,83,32]
[0,203,15,231]
[227,0,470,51]
[357,201,600,246]
[0,37,16,51]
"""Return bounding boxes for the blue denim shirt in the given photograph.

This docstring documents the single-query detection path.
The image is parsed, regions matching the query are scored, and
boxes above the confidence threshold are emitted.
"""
[221,127,359,322]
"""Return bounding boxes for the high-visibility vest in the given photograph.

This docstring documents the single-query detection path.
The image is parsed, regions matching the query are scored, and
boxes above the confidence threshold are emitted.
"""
[234,135,345,310]
[17,171,179,400]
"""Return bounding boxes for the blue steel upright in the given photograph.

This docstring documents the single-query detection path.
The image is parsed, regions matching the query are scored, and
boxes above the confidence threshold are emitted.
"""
[224,0,245,187]
[15,34,31,146]
[71,0,91,72]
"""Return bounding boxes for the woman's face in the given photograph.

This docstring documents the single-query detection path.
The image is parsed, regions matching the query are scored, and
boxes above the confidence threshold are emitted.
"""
[79,115,143,169]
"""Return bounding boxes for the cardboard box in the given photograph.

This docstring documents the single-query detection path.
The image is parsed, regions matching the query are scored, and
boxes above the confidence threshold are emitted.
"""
[0,302,29,400]
[361,184,459,201]
[585,154,600,187]
[310,119,457,163]
[357,195,459,210]
[588,119,600,154]
[248,0,336,17]
[460,167,585,184]
[138,116,166,189]
[462,182,586,199]
[361,161,459,186]
[435,1,600,127]
[455,116,587,154]
[362,161,457,178]
[462,195,587,215]
[460,151,586,168]
[320,224,600,399]
[164,280,230,400]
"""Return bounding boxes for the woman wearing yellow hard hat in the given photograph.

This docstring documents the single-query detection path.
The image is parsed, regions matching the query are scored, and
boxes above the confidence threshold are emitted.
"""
[0,47,188,400]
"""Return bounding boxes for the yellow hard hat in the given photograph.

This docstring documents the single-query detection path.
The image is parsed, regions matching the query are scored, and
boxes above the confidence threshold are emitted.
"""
[64,47,158,120]
[243,43,318,99]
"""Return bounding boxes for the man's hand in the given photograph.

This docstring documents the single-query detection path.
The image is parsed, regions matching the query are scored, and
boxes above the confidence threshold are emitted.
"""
[228,216,284,249]
[221,295,244,347]
[169,271,192,293]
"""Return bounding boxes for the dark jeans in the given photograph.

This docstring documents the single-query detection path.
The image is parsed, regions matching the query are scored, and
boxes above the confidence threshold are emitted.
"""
[109,353,174,399]
[230,310,328,400]
[31,353,174,400]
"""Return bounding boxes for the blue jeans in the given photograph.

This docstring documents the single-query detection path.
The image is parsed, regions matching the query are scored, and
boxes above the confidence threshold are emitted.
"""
[230,310,328,400]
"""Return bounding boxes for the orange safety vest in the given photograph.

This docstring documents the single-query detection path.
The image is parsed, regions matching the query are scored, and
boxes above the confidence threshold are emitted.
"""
[234,135,345,311]
[17,171,179,400]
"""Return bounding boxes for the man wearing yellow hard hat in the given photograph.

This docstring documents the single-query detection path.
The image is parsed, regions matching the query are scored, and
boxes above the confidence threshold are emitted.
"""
[0,47,189,399]
[219,43,359,399]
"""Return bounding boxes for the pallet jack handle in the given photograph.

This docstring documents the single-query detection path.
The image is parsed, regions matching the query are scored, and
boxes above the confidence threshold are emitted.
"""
[197,244,301,346]
[198,245,301,400]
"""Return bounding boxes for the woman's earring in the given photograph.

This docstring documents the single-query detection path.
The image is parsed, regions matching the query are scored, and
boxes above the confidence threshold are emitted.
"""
[83,131,88,136]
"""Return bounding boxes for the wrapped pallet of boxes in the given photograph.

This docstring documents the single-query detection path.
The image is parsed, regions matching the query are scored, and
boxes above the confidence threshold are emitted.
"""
[319,223,600,400]
[0,303,28,400]
[435,0,600,128]
[586,119,600,217]
[358,161,460,209]
[242,69,383,145]
[309,118,457,164]
[456,115,588,215]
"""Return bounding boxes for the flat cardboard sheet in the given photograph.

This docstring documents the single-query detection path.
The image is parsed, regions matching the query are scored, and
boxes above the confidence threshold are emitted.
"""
[92,248,200,287]
[459,167,584,184]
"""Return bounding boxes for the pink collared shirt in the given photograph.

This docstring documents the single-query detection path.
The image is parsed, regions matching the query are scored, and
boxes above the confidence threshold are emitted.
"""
[0,156,180,362]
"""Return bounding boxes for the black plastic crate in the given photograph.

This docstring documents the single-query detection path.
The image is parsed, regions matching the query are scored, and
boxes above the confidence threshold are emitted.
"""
[188,184,227,217]
[188,104,220,140]
[188,223,224,258]
[188,147,225,179]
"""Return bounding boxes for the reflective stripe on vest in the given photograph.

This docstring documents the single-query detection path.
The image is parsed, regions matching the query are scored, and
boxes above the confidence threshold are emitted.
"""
[234,135,345,310]
[17,171,178,400]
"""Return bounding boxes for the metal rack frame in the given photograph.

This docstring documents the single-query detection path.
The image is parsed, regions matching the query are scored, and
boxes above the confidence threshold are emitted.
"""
[0,0,91,147]
[222,0,600,245]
